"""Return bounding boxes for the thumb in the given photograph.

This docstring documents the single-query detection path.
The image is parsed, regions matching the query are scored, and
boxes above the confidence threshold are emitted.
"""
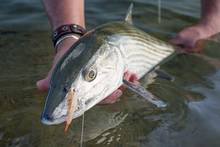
[36,78,50,91]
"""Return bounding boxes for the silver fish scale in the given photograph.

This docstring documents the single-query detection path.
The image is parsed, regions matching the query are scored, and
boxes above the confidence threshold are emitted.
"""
[102,24,175,79]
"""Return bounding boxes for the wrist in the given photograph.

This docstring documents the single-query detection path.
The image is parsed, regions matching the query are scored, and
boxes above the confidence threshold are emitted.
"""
[51,23,86,53]
[53,22,85,31]
[56,37,79,53]
[198,18,220,37]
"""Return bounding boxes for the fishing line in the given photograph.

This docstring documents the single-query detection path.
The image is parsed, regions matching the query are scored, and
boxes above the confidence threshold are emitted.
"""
[158,0,161,24]
[80,112,85,147]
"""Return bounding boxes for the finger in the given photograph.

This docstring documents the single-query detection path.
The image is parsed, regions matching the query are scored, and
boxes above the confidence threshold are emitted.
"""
[169,36,182,45]
[123,71,131,81]
[124,71,138,81]
[36,78,50,91]
[193,39,206,53]
[36,65,54,92]
[129,73,138,83]
[98,89,122,105]
[180,39,205,53]
[119,71,139,91]
[170,39,195,54]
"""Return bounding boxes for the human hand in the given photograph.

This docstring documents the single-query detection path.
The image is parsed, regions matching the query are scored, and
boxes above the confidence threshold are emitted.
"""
[170,24,208,53]
[36,37,79,91]
[170,23,220,53]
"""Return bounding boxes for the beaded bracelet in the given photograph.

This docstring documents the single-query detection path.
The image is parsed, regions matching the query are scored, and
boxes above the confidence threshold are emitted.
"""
[52,24,86,51]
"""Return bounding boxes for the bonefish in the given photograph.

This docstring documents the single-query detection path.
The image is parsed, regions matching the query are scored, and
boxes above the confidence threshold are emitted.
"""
[41,4,176,130]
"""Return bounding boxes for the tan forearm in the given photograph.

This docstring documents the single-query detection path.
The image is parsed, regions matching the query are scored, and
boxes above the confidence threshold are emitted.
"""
[200,0,220,27]
[42,0,85,30]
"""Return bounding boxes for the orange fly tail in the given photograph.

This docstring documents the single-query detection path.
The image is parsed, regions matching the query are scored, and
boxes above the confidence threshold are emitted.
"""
[64,88,75,133]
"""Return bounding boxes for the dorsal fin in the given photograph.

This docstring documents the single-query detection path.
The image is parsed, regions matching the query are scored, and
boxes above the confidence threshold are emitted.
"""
[125,3,133,25]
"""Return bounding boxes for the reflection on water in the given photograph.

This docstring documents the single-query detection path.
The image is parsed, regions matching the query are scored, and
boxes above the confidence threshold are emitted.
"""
[143,71,220,147]
[0,0,220,147]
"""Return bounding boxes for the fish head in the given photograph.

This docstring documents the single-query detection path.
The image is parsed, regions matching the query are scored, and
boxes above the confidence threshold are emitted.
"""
[41,32,125,125]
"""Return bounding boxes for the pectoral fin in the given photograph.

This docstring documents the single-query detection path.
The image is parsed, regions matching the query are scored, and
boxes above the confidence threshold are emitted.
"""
[155,69,175,82]
[123,79,167,108]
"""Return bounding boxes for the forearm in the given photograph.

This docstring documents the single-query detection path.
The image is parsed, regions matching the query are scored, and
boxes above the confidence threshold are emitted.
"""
[170,0,220,52]
[42,0,85,30]
[200,0,220,31]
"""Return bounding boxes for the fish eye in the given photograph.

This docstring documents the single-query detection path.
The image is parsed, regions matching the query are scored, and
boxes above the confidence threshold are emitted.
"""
[83,68,97,82]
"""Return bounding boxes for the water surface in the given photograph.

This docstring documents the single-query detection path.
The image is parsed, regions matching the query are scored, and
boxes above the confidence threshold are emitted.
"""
[0,0,220,147]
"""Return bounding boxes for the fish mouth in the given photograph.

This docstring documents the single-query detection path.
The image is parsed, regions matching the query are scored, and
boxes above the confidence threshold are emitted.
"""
[40,98,67,125]
[41,113,66,125]
[41,109,85,125]
[41,88,77,125]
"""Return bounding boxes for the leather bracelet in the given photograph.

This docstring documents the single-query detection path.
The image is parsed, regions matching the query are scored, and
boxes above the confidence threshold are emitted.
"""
[52,24,86,48]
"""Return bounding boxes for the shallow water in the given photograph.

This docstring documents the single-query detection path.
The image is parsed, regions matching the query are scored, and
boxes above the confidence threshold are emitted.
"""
[0,0,220,147]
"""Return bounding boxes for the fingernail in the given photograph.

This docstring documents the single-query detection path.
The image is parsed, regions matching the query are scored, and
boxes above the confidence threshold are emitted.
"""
[36,79,49,91]
[36,80,42,88]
